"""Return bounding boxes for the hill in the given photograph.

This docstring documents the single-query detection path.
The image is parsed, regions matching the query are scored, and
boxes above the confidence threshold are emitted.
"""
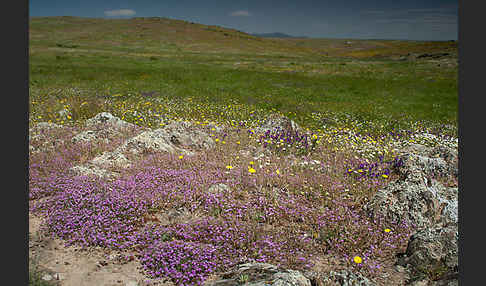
[251,32,309,38]
[29,16,457,59]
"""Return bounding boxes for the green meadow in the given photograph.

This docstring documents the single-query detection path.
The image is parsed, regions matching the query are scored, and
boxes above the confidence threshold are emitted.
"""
[29,16,457,136]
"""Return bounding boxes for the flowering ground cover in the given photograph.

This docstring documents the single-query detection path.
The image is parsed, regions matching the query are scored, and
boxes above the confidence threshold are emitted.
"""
[28,100,457,285]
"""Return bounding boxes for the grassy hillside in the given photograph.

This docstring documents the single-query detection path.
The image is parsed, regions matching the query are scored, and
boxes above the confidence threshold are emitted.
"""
[29,16,457,136]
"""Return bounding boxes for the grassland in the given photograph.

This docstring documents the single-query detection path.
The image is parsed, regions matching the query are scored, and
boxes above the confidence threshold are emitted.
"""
[29,16,458,286]
[29,16,457,134]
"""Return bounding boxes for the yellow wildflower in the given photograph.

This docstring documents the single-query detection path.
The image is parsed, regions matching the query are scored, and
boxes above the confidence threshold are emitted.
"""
[353,256,362,264]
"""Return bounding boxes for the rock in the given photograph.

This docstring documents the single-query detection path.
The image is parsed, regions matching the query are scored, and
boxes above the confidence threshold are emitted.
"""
[30,122,63,133]
[208,184,231,195]
[404,226,458,282]
[409,279,429,286]
[69,164,120,180]
[42,274,53,281]
[318,270,376,286]
[162,121,215,150]
[71,130,100,144]
[205,263,311,286]
[400,144,458,178]
[85,112,136,130]
[125,280,139,286]
[364,178,457,230]
[57,109,72,119]
[119,121,213,155]
[91,151,131,169]
[54,273,65,280]
[71,128,123,144]
[255,114,304,136]
[364,143,458,284]
[366,143,458,230]
[119,129,191,155]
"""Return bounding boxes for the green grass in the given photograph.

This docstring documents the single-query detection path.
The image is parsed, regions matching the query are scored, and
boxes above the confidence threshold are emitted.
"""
[29,16,458,136]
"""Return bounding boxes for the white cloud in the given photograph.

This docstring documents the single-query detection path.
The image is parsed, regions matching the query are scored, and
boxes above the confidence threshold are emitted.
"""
[230,10,251,17]
[104,9,136,17]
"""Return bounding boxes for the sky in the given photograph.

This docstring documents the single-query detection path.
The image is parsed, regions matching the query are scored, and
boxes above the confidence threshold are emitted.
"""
[29,0,458,41]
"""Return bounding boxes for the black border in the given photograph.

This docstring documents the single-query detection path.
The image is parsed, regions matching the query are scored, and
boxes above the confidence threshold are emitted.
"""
[22,1,467,285]
[8,0,29,284]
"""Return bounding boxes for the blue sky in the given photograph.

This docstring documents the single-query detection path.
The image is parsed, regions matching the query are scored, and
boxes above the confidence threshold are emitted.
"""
[29,0,458,41]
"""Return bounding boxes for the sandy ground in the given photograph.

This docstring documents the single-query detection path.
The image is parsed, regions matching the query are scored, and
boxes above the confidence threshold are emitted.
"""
[29,213,174,286]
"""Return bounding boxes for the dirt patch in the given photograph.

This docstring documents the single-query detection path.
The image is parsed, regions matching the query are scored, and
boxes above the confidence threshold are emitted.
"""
[29,214,174,286]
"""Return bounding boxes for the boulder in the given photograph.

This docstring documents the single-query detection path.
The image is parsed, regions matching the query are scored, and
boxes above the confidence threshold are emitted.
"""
[205,263,311,286]
[317,270,376,286]
[118,121,214,155]
[403,226,458,284]
[85,112,136,130]
[255,114,304,136]
[365,143,458,285]
[69,164,119,180]
[71,129,123,144]
[364,178,457,230]
[90,150,131,169]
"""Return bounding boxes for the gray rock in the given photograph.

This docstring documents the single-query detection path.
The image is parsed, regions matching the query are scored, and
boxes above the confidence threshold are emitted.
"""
[71,130,100,144]
[205,263,311,286]
[316,270,376,286]
[255,114,304,136]
[118,121,214,155]
[91,151,131,169]
[119,129,191,155]
[405,226,458,278]
[364,178,457,230]
[365,143,458,284]
[41,274,53,281]
[125,281,139,286]
[71,128,124,144]
[366,144,458,230]
[85,112,136,130]
[69,164,119,180]
[208,184,231,195]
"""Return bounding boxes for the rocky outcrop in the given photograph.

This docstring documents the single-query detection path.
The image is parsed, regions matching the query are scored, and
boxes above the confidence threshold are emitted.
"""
[205,263,311,286]
[314,270,376,286]
[365,142,458,285]
[85,112,137,130]
[69,113,215,179]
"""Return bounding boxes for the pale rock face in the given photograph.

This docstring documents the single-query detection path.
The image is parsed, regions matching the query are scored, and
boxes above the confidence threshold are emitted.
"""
[85,112,137,130]
[69,113,216,179]
[365,142,458,285]
[255,114,304,136]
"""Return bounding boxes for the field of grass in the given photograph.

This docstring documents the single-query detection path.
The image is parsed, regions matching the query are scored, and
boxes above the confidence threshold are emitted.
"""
[29,16,458,285]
